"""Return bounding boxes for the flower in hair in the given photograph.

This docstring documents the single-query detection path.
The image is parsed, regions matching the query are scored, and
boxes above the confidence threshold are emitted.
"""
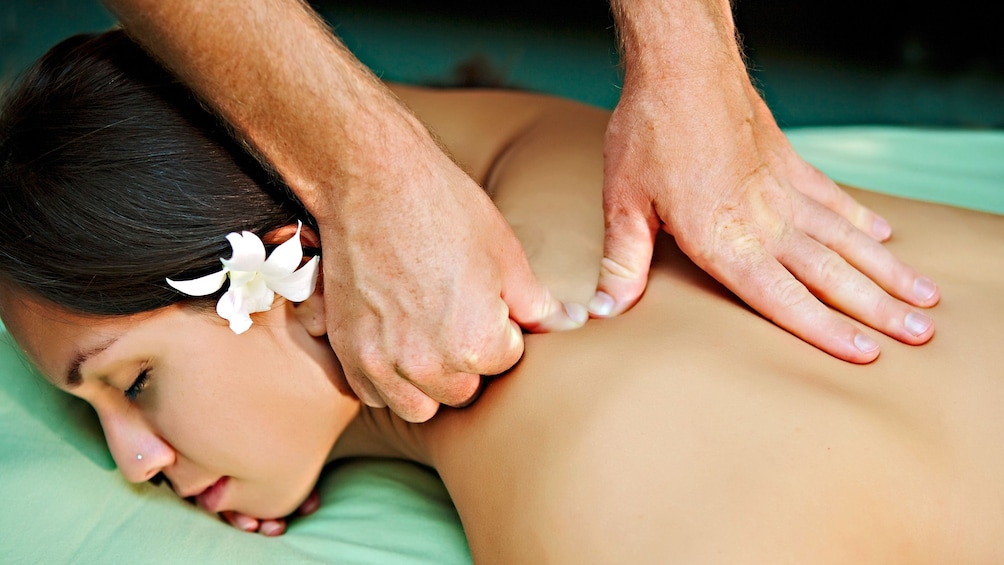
[166,222,319,334]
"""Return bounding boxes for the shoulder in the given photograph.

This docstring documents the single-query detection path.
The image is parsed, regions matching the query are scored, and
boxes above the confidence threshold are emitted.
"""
[387,83,607,182]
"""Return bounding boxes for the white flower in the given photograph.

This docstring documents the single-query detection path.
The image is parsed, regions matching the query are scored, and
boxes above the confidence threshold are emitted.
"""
[166,221,319,334]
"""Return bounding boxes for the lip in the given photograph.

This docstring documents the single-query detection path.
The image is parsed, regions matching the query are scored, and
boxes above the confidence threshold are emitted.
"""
[194,476,230,513]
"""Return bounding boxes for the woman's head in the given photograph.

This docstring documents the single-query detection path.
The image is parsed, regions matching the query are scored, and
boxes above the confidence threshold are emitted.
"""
[0,30,357,519]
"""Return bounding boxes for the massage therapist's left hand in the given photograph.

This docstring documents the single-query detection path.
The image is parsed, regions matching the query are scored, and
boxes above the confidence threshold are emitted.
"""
[597,0,940,363]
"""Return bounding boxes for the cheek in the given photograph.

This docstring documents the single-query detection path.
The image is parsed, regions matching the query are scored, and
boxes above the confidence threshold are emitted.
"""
[160,329,351,473]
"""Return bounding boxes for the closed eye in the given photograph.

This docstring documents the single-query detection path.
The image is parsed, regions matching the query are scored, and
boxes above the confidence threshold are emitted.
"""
[125,369,151,401]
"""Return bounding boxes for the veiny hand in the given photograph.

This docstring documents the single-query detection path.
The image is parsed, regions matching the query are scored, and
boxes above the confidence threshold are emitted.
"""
[592,70,939,363]
[322,131,586,423]
[220,488,321,536]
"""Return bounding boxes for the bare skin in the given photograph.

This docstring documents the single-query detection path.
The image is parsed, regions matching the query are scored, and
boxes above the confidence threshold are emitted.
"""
[2,83,998,556]
[102,0,585,428]
[333,87,1004,562]
[101,0,937,431]
[602,0,939,361]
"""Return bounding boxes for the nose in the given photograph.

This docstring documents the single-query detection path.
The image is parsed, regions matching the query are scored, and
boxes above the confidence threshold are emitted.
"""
[96,405,175,483]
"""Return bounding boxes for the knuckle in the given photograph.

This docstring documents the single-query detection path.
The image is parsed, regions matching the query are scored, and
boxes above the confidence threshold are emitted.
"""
[768,275,813,315]
[392,393,440,423]
[812,252,847,289]
[599,255,641,281]
[394,353,442,385]
[829,216,858,245]
[354,344,393,381]
[451,323,518,374]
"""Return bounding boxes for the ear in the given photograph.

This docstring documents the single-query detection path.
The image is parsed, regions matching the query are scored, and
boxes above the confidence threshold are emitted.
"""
[287,269,327,338]
[262,222,320,249]
[264,222,326,337]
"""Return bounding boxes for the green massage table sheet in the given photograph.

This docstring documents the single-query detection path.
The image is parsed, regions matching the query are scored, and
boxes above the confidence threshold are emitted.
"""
[1,126,1001,563]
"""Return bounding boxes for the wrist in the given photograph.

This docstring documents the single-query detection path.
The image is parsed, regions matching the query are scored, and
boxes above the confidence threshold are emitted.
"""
[612,0,746,87]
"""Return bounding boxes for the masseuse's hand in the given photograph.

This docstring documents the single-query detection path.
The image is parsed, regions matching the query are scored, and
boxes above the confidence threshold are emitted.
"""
[220,489,320,536]
[321,131,586,423]
[593,67,940,363]
[102,0,584,424]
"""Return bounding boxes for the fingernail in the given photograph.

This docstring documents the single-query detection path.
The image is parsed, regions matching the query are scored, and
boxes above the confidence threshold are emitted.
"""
[872,216,892,240]
[587,291,614,317]
[235,515,257,532]
[854,333,879,354]
[905,311,933,337]
[913,277,937,302]
[260,522,282,537]
[564,302,588,326]
[509,322,522,347]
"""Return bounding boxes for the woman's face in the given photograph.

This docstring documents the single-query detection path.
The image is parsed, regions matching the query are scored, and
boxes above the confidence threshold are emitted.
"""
[0,292,357,519]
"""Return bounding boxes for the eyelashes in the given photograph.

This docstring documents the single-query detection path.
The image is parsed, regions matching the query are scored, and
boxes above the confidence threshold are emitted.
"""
[125,369,151,401]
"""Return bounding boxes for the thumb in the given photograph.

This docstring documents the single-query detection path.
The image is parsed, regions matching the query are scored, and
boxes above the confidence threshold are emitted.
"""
[590,202,658,317]
[502,255,589,334]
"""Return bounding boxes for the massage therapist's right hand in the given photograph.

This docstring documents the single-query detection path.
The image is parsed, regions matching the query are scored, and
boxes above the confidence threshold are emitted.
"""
[320,127,585,423]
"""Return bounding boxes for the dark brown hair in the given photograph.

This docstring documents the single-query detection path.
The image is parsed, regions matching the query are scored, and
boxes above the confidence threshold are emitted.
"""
[0,30,313,315]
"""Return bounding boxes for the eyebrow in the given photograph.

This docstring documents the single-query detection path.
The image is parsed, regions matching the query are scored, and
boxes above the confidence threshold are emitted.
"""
[64,338,119,388]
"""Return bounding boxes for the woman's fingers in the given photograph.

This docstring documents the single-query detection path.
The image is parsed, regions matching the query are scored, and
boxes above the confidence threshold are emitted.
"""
[221,510,257,532]
[297,488,321,516]
[218,488,319,536]
[220,511,287,536]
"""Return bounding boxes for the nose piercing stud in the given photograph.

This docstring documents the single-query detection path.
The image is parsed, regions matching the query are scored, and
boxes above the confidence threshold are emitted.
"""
[136,453,143,461]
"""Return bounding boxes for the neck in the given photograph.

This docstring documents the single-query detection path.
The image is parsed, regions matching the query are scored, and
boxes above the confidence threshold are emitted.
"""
[327,405,434,467]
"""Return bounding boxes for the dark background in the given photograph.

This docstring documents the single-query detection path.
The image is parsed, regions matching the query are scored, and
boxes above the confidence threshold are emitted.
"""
[3,0,1002,127]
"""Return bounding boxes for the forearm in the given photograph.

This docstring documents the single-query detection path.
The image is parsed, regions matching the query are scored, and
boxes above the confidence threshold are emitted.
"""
[103,0,432,217]
[608,0,764,143]
[610,0,744,82]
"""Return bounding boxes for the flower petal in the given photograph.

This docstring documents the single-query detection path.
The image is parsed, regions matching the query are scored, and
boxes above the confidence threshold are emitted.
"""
[222,231,266,272]
[261,221,304,278]
[166,269,227,297]
[268,256,319,302]
[217,290,253,334]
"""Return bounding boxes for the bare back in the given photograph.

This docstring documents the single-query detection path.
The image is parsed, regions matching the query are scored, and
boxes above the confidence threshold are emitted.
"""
[389,85,1004,563]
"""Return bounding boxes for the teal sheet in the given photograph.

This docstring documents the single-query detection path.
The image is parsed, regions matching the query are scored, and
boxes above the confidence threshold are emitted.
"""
[0,336,470,564]
[0,126,1001,563]
[788,127,1004,214]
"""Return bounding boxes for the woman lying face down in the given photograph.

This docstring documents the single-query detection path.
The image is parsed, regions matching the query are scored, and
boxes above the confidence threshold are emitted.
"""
[3,31,1004,562]
[0,31,360,521]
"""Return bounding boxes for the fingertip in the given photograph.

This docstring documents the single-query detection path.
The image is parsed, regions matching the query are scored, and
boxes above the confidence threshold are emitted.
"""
[852,333,881,363]
[592,256,647,317]
[903,311,935,344]
[298,490,321,516]
[228,512,259,533]
[260,520,285,537]
[594,215,655,316]
[587,291,615,317]
[564,302,589,327]
[509,318,524,348]
[912,276,940,306]
[871,215,892,242]
[527,299,588,332]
